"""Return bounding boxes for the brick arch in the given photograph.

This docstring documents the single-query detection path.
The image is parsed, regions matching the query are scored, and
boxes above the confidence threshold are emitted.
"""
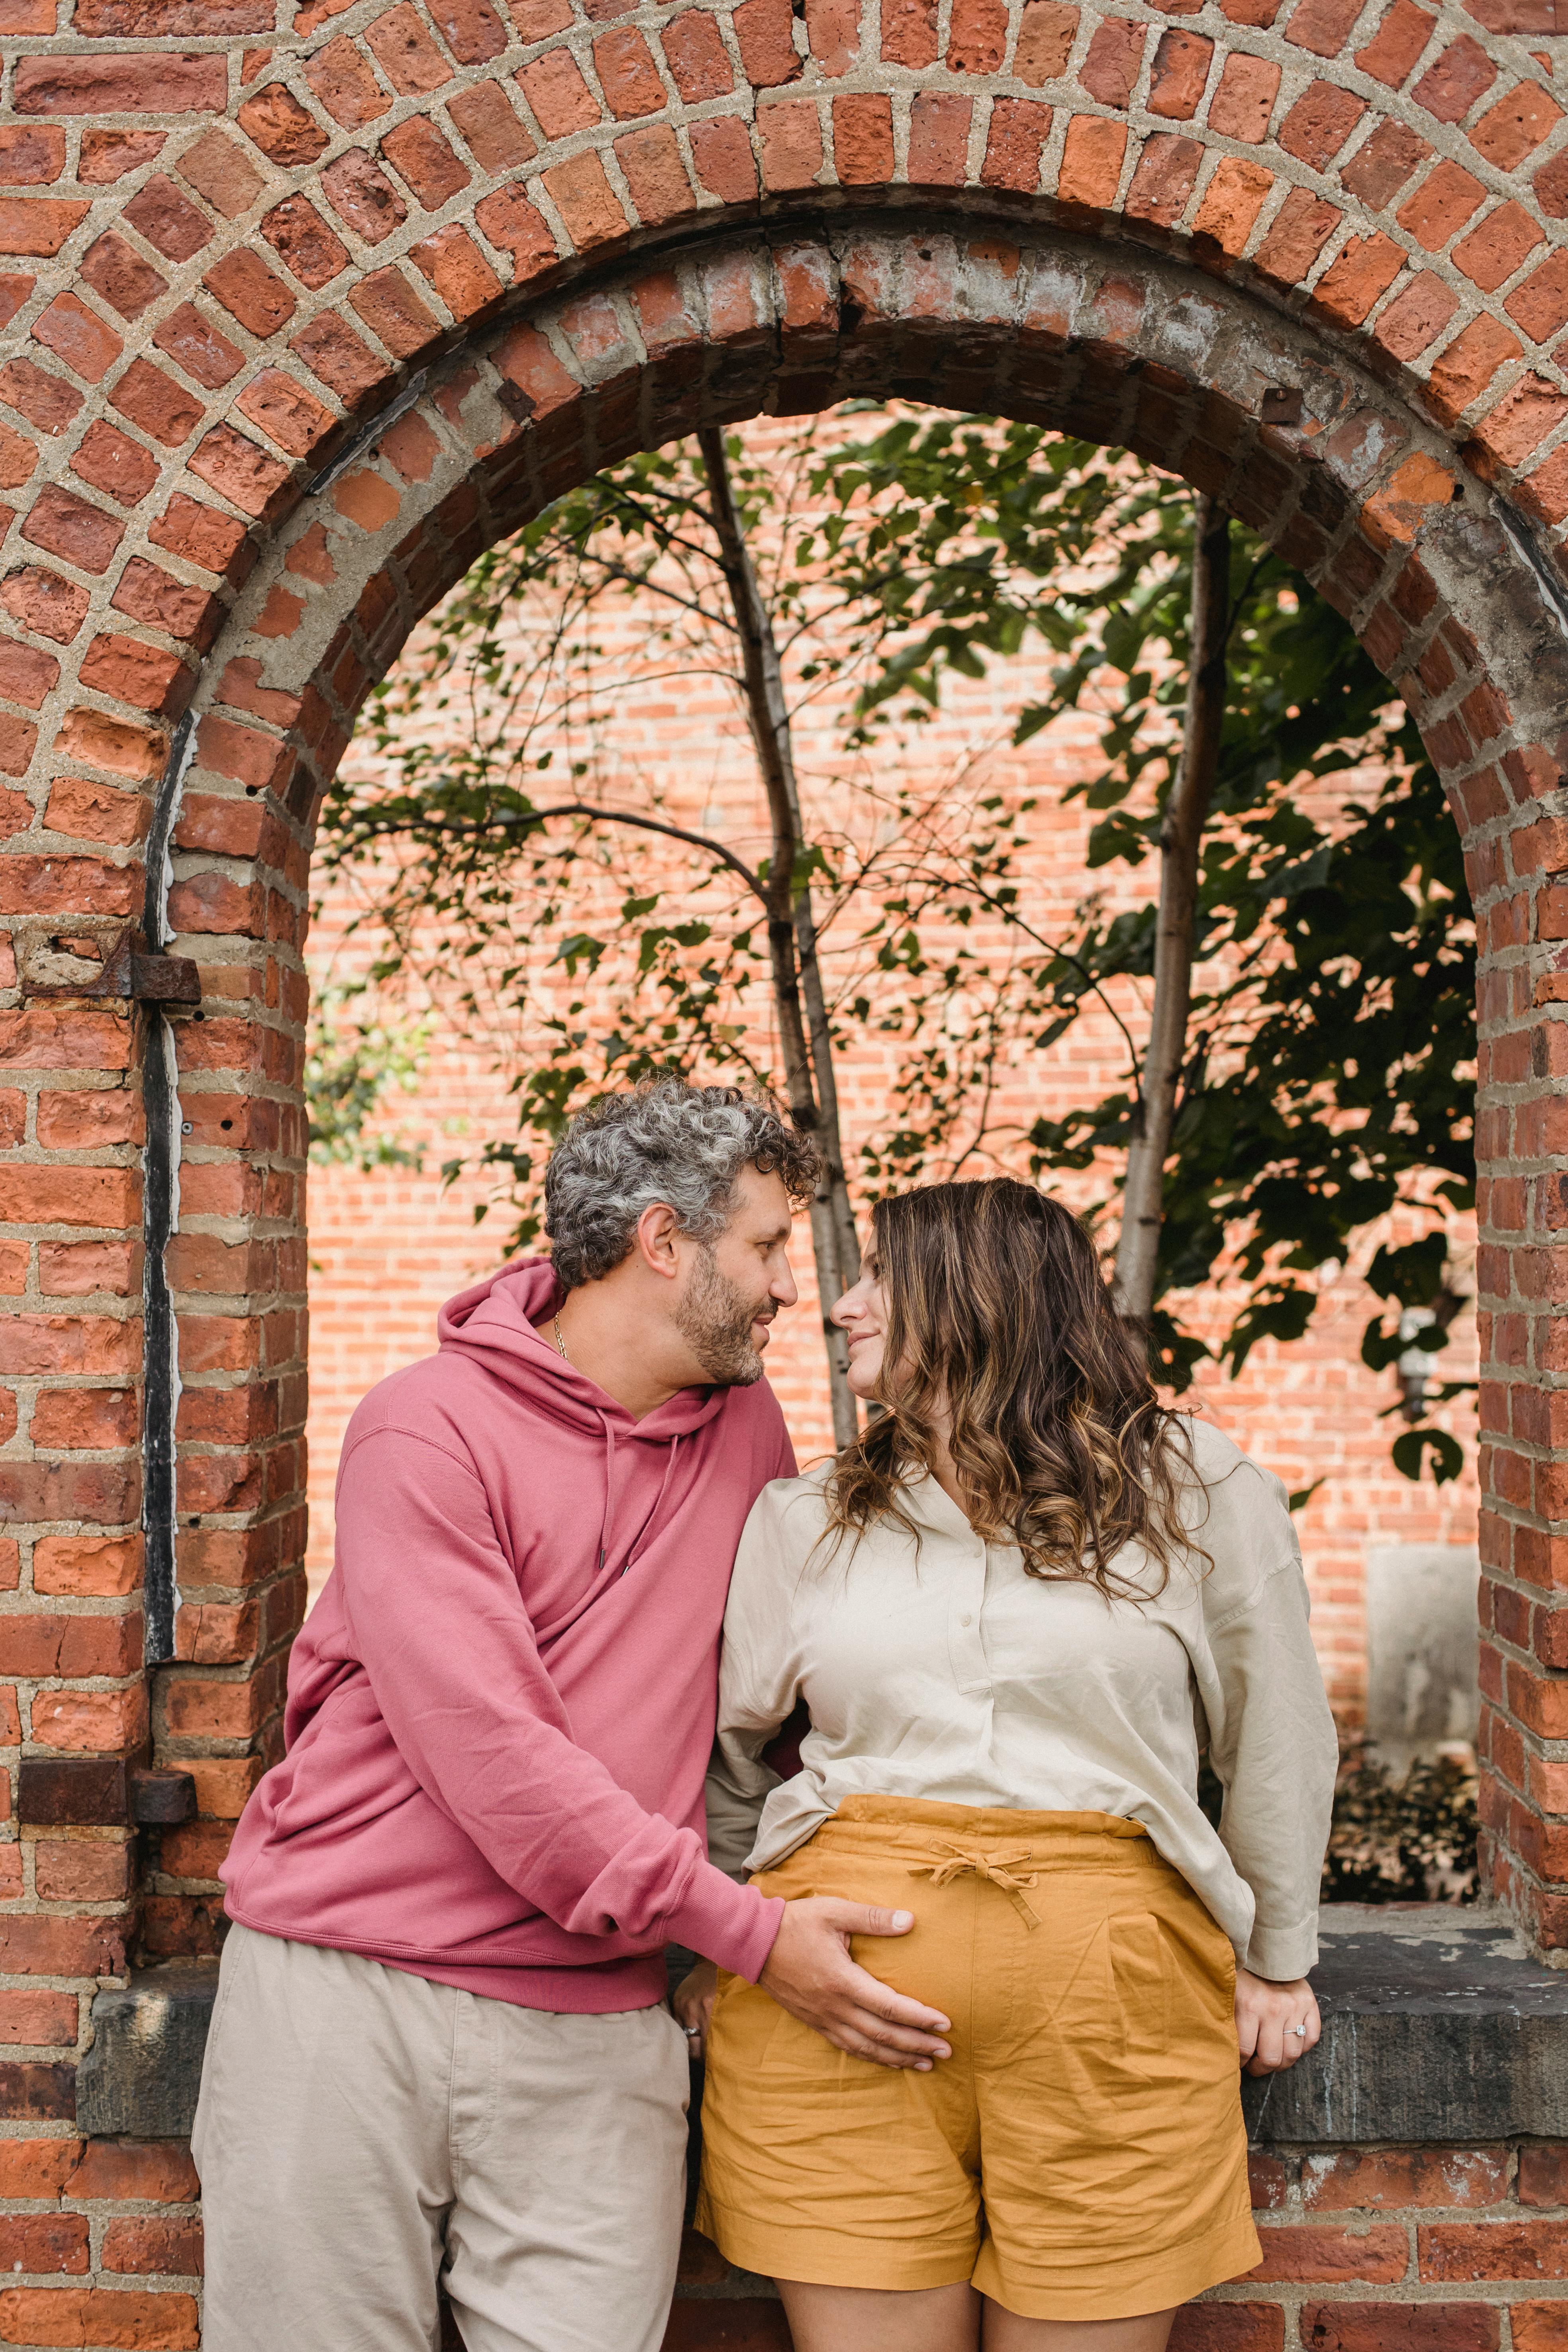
[4,0,1568,2316]
[126,204,1568,1971]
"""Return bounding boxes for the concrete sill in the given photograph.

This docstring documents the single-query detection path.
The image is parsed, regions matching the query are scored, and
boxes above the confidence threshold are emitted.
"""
[75,1907,1568,2145]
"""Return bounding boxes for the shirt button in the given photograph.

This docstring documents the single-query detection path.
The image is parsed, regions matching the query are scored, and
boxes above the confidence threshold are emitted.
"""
[960,1613,973,1627]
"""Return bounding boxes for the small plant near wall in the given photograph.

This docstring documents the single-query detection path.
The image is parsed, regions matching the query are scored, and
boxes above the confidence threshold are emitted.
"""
[1321,1746,1480,1905]
[1199,1746,1478,1903]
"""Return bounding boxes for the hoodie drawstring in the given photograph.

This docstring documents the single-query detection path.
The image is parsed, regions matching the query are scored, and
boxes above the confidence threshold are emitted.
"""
[617,1433,681,1576]
[596,1412,617,1576]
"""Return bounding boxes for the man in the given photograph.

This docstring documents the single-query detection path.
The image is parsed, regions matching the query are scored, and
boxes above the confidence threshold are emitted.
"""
[194,1078,950,2352]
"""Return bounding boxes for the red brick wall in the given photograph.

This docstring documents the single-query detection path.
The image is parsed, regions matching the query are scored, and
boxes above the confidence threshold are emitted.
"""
[0,0,1567,2333]
[670,2148,1568,2348]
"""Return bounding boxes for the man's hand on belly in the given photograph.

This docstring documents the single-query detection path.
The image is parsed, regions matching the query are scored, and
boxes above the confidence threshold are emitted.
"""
[760,1899,953,2070]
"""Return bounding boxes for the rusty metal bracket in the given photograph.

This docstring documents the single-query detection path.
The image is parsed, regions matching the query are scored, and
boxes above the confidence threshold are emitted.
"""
[129,954,201,1007]
[128,1767,198,1827]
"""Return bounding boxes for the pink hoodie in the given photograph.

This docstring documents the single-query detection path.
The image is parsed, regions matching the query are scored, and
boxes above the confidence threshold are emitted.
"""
[222,1258,792,2011]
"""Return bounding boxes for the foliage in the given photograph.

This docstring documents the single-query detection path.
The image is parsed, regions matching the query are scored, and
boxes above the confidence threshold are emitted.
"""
[808,415,1476,1467]
[1320,1746,1479,1905]
[318,425,1066,1240]
[305,982,431,1172]
[321,410,1476,1479]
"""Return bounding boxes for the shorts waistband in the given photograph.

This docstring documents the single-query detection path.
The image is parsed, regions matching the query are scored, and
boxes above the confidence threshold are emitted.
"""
[809,1795,1162,1869]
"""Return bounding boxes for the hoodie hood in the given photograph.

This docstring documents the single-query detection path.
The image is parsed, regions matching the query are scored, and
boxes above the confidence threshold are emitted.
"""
[437,1256,729,1442]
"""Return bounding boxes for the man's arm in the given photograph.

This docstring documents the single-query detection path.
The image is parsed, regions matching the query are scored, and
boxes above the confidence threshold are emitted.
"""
[335,1426,780,1980]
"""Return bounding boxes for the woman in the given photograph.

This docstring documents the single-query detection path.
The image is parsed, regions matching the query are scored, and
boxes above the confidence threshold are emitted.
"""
[676,1178,1338,2352]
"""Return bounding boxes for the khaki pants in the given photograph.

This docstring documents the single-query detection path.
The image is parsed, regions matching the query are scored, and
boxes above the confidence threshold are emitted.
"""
[193,1925,690,2352]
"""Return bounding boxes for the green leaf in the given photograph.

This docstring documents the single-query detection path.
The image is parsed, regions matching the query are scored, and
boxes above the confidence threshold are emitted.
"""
[1391,1428,1465,1486]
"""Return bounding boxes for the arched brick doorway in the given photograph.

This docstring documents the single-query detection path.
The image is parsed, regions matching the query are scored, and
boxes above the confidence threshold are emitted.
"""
[6,0,1568,2330]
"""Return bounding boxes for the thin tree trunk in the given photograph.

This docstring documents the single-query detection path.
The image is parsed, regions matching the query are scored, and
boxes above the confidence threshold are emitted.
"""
[697,425,861,1446]
[1113,494,1230,1328]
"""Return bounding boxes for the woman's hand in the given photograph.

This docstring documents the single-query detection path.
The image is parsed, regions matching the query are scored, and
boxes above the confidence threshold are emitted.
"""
[674,1959,719,2060]
[1235,1968,1320,2076]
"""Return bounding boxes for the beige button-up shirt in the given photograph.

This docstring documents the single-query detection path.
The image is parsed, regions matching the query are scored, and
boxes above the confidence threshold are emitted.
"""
[706,1417,1338,1981]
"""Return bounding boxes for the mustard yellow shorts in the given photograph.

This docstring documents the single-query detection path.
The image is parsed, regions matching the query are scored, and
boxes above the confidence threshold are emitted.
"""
[695,1796,1260,2322]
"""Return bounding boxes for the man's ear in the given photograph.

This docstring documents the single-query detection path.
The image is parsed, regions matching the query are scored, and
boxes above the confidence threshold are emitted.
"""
[634,1200,683,1282]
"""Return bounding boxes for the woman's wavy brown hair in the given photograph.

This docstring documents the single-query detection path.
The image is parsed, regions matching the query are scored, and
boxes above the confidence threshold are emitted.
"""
[824,1179,1196,1594]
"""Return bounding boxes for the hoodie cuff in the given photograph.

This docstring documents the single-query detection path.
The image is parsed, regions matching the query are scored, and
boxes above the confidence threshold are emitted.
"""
[668,1863,785,1983]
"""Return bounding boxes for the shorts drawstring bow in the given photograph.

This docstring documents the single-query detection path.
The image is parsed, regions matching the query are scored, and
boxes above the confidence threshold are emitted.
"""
[909,1843,1043,1929]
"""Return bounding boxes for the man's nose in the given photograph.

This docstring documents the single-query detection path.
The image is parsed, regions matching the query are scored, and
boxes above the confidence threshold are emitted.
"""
[775,1264,800,1308]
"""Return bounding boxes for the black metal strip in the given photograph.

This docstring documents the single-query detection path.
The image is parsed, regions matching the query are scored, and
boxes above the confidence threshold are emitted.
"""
[141,710,197,1667]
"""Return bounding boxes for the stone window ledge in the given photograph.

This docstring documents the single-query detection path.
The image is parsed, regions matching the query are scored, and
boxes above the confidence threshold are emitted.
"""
[76,1907,1568,2144]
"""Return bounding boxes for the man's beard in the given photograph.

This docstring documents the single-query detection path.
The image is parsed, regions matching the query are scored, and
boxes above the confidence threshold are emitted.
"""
[676,1248,770,1387]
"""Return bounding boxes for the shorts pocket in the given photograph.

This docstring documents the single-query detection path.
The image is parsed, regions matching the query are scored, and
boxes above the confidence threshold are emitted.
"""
[1106,1909,1171,2078]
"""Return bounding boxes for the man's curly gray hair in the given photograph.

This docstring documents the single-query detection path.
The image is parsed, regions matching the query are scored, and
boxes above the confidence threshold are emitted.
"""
[544,1078,821,1291]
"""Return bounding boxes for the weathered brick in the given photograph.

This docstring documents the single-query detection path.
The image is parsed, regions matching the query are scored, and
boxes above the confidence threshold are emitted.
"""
[237,84,329,168]
[1299,2308,1499,2350]
[733,0,803,87]
[0,357,81,437]
[0,1989,76,2046]
[16,54,225,113]
[474,183,559,282]
[34,1534,142,1597]
[78,130,165,184]
[176,127,265,220]
[0,125,65,186]
[1014,0,1076,80]
[0,2289,199,2348]
[409,224,504,319]
[322,149,408,247]
[1397,159,1487,249]
[1080,16,1144,106]
[1421,2219,1568,2278]
[108,358,204,450]
[123,174,213,265]
[982,97,1050,192]
[70,420,158,510]
[188,424,293,521]
[1255,188,1341,286]
[22,485,124,574]
[261,196,351,291]
[0,566,86,644]
[149,493,251,580]
[366,3,453,93]
[595,25,667,116]
[447,83,533,172]
[0,1913,128,1976]
[290,310,395,404]
[1148,27,1213,116]
[1355,0,1437,85]
[78,232,167,322]
[1473,79,1562,170]
[30,293,120,388]
[662,9,735,99]
[1209,52,1281,141]
[110,557,221,648]
[307,35,392,131]
[1127,132,1202,228]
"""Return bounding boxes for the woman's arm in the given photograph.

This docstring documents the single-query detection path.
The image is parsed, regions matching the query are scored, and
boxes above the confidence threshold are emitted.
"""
[1203,1543,1339,1987]
[704,1483,811,1878]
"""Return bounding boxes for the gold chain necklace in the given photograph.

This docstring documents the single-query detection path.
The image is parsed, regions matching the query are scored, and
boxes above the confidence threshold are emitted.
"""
[553,1314,569,1362]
